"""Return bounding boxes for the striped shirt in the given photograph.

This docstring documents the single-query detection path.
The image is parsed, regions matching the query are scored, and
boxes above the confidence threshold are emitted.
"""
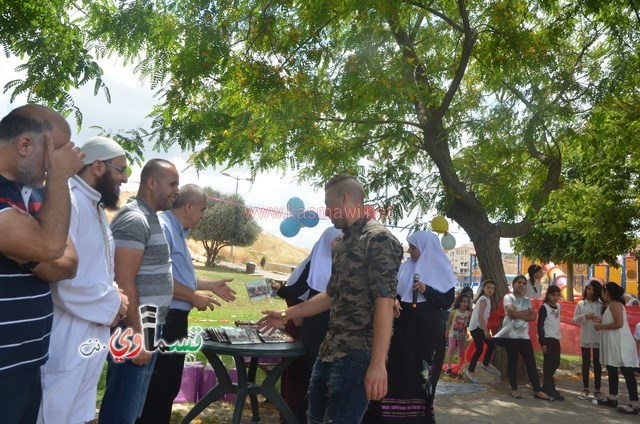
[110,197,173,324]
[0,175,53,376]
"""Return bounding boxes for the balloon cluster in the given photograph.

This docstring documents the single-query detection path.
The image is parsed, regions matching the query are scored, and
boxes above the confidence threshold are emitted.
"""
[431,216,456,250]
[279,197,320,237]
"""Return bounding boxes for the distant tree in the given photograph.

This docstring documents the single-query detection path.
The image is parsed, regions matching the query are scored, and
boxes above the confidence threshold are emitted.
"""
[189,188,261,266]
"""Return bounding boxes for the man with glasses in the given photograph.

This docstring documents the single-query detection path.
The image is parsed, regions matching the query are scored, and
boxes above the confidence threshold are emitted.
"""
[38,136,130,423]
[138,184,236,423]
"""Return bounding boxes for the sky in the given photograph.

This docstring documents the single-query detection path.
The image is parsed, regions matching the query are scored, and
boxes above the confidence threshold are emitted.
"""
[0,55,513,252]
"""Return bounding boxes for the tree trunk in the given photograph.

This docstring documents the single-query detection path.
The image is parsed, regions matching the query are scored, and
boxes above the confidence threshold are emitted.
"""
[419,130,509,304]
[566,260,574,301]
[467,230,508,303]
[206,249,215,267]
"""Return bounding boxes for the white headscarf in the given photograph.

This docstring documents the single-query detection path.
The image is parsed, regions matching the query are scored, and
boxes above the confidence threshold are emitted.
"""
[397,231,457,303]
[286,227,342,300]
[307,227,342,292]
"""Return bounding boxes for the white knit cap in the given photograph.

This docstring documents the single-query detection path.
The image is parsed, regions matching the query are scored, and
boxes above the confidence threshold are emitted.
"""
[81,136,126,165]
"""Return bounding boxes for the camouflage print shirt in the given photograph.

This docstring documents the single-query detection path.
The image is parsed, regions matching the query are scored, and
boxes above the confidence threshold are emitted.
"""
[319,218,403,362]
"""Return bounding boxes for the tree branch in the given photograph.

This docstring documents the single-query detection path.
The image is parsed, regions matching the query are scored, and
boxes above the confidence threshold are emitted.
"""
[406,1,465,33]
[317,115,423,130]
[433,0,477,122]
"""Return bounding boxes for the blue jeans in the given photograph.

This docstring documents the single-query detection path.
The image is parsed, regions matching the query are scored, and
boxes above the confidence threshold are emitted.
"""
[307,349,371,424]
[99,353,157,424]
[98,325,162,424]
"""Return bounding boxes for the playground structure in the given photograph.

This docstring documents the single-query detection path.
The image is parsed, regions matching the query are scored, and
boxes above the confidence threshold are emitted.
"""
[517,255,639,299]
[463,251,640,299]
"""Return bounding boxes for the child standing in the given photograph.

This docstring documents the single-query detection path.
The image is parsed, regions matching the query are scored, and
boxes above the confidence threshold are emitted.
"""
[538,285,564,400]
[465,280,499,383]
[572,280,603,400]
[594,282,639,414]
[445,293,471,375]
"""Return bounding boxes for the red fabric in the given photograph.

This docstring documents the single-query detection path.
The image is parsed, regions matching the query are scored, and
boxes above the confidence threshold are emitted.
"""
[461,299,640,360]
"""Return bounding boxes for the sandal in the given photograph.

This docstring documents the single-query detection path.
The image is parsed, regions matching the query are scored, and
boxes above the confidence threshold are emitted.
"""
[534,393,554,401]
[578,389,589,400]
[594,391,602,399]
[510,391,522,399]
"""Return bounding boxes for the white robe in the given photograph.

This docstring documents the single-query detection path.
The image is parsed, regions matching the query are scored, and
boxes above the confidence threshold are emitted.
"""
[38,176,121,424]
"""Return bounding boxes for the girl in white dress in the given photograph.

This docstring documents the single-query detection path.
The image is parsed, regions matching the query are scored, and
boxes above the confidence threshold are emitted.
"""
[594,282,639,414]
[572,280,604,400]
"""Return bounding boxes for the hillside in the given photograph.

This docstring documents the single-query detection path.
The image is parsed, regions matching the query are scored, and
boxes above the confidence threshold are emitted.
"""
[110,191,309,271]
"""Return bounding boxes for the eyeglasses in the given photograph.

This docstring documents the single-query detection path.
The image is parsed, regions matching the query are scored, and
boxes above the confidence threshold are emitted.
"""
[104,161,131,177]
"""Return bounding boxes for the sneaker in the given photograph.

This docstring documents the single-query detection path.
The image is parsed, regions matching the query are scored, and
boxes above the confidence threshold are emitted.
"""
[578,390,589,400]
[597,397,618,408]
[444,367,452,376]
[464,370,479,383]
[618,404,640,415]
[480,363,501,377]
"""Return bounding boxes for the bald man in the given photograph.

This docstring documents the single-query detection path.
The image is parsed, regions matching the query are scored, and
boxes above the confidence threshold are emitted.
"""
[0,104,85,423]
[260,174,403,423]
[99,159,180,424]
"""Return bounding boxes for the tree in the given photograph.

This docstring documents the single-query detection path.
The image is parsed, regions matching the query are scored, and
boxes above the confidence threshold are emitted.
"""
[4,1,640,299]
[513,79,640,300]
[189,188,261,266]
[512,182,639,300]
[0,0,110,126]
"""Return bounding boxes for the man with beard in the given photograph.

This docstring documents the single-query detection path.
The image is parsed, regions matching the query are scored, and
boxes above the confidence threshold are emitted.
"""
[38,136,130,423]
[100,159,179,424]
[0,104,85,423]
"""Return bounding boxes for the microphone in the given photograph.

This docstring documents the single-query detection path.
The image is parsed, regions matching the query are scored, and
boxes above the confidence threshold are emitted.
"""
[412,273,420,308]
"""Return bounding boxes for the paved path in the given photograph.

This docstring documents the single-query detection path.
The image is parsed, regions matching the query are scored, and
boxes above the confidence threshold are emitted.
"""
[434,375,638,423]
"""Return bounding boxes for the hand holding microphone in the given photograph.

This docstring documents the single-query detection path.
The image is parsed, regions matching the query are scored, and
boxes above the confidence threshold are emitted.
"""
[412,273,421,308]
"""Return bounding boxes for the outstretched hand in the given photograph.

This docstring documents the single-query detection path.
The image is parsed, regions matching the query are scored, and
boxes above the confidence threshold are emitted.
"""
[257,310,285,332]
[209,278,236,302]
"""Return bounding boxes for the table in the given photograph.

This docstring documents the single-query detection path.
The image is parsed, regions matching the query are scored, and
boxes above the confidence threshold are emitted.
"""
[182,340,305,424]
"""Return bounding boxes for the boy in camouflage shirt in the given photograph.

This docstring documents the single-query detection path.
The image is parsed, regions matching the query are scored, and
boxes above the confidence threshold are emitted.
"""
[260,174,403,423]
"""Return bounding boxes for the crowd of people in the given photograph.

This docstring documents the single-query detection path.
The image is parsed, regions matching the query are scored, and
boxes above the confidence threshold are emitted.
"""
[2,104,640,424]
[0,105,236,424]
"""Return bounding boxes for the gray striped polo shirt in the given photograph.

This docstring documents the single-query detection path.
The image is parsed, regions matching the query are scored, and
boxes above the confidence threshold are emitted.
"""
[110,197,173,324]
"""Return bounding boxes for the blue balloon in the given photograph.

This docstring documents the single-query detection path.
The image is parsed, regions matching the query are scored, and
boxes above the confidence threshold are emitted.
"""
[280,217,301,238]
[287,197,305,218]
[300,210,319,228]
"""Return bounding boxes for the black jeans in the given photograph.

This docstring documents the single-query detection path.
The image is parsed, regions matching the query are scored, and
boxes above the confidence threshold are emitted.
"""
[137,309,189,424]
[541,338,560,394]
[0,366,41,424]
[468,327,495,372]
[606,365,639,401]
[581,347,601,391]
[504,338,541,392]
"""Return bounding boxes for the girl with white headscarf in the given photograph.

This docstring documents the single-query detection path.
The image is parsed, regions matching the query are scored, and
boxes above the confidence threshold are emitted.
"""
[365,231,456,424]
[274,226,342,423]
